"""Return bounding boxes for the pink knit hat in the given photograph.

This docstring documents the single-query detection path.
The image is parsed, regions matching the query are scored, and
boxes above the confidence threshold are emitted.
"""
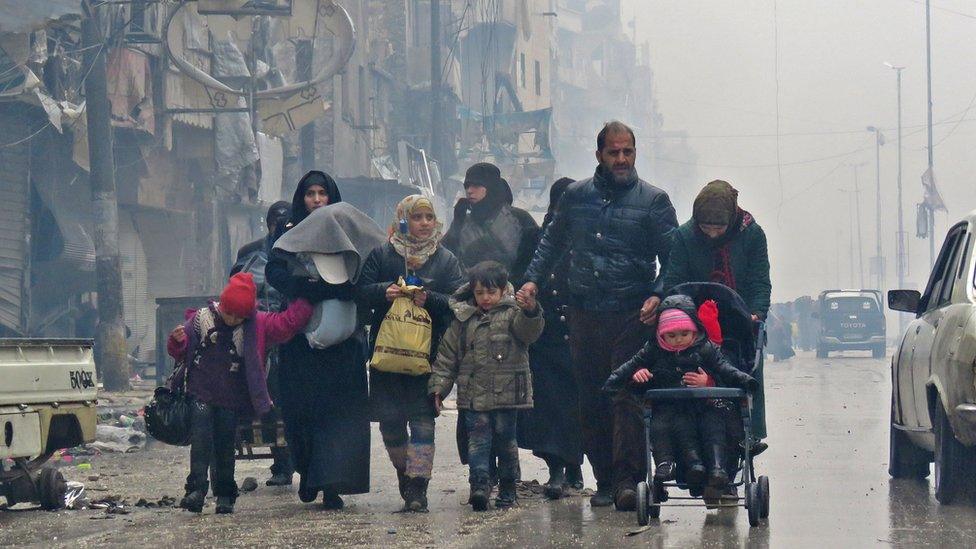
[656,308,698,351]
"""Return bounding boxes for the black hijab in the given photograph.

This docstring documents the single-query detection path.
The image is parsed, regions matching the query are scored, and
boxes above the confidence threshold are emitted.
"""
[289,170,343,227]
[543,177,574,230]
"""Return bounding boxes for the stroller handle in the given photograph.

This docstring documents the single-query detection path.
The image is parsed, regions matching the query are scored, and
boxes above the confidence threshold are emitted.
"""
[642,387,748,401]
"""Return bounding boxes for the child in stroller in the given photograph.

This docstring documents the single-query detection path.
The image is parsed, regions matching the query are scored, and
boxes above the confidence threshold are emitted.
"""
[603,294,757,498]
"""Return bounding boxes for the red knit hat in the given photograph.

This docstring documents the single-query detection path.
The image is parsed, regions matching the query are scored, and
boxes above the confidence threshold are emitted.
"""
[219,272,257,318]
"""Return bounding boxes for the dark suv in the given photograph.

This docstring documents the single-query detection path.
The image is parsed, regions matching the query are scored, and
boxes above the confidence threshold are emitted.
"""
[815,289,886,358]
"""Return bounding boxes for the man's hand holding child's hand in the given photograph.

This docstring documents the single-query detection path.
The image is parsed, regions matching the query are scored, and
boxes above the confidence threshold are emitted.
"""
[515,289,537,312]
[631,368,652,383]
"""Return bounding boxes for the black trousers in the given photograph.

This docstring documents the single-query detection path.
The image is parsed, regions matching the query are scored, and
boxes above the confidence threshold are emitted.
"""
[699,402,744,474]
[648,402,699,464]
[185,402,239,500]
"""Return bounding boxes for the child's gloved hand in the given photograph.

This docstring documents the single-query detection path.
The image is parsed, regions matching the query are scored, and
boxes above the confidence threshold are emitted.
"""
[631,368,653,384]
[698,299,723,345]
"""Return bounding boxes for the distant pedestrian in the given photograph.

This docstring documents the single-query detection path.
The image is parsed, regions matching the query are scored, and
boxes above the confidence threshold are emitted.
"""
[429,261,544,511]
[167,273,313,514]
[230,200,294,487]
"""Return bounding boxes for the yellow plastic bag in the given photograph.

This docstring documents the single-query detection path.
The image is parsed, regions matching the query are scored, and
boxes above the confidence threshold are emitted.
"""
[371,278,433,375]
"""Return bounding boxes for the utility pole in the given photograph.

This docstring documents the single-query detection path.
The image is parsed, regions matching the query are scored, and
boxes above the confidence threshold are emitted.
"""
[867,126,885,290]
[430,0,442,162]
[924,0,936,266]
[853,165,865,289]
[82,0,129,390]
[297,39,315,171]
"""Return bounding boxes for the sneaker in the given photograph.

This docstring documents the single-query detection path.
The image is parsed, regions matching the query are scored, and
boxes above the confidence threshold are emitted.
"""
[589,486,614,507]
[265,473,293,487]
[614,483,637,512]
[179,491,205,513]
[684,462,707,488]
[495,480,517,508]
[470,481,490,512]
[215,496,234,514]
[751,441,769,457]
[654,461,677,482]
[322,491,344,510]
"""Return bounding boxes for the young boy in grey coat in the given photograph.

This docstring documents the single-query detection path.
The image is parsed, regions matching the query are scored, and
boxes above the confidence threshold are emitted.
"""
[429,261,544,510]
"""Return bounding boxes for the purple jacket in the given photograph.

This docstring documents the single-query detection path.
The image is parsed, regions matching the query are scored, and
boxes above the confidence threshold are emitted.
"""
[168,299,313,416]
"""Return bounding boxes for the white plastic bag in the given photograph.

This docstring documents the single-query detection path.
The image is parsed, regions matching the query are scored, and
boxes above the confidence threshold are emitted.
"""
[301,252,358,349]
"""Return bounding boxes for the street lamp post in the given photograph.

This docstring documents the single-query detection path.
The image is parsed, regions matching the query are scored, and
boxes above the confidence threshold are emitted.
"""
[885,62,907,334]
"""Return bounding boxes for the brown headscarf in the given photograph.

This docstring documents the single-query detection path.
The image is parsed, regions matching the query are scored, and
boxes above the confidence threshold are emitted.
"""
[693,180,739,226]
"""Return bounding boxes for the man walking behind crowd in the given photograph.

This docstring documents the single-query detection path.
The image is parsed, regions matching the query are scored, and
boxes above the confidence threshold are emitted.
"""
[518,121,678,511]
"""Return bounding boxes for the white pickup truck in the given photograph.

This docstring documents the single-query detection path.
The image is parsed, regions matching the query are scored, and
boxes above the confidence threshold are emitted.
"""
[1,338,98,509]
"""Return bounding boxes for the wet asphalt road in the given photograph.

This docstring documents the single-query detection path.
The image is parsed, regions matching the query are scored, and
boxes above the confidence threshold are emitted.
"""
[3,351,976,548]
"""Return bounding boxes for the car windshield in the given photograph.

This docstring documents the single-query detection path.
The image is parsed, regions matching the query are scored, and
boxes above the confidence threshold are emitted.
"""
[826,297,879,314]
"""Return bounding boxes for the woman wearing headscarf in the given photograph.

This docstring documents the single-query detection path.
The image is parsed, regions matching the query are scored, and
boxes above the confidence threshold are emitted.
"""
[265,171,385,509]
[442,162,540,284]
[517,178,585,499]
[359,195,465,512]
[661,179,771,444]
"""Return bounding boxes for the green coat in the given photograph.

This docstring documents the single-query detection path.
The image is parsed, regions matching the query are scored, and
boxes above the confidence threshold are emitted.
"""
[662,218,772,317]
[428,284,545,411]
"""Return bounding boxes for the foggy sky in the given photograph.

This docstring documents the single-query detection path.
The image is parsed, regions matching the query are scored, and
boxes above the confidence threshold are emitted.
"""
[624,0,976,301]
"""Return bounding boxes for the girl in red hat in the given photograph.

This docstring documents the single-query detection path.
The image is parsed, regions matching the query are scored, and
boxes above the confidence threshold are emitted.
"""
[167,272,313,514]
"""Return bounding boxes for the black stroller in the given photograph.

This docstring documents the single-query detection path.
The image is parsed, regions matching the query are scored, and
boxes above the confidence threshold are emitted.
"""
[635,282,769,527]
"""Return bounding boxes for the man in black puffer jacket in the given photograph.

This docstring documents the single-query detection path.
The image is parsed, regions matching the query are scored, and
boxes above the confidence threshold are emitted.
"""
[519,121,678,511]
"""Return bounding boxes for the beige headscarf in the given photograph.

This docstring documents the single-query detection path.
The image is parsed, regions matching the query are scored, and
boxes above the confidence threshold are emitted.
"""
[389,195,444,270]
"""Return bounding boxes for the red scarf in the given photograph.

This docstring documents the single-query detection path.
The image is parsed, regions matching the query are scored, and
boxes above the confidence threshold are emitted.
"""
[708,210,754,290]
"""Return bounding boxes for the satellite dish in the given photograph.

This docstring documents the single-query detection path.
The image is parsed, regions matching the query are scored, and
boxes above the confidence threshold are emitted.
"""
[163,0,355,100]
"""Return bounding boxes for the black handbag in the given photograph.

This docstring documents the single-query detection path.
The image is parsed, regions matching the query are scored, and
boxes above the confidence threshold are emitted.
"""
[144,361,195,446]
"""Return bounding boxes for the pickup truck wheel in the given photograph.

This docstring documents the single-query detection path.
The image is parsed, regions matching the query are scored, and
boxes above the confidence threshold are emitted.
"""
[934,398,975,504]
[889,407,930,479]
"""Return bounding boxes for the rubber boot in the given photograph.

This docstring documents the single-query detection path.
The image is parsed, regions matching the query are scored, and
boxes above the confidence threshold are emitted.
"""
[683,449,706,488]
[703,444,727,509]
[566,464,584,491]
[405,477,429,512]
[396,468,409,503]
[590,483,614,507]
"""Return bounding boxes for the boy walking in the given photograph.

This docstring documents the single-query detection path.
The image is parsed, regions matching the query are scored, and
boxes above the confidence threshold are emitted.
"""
[429,261,544,510]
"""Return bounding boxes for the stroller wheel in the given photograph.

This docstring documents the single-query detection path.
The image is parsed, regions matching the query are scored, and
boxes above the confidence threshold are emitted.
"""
[636,481,649,526]
[649,481,662,519]
[758,476,770,518]
[745,482,761,527]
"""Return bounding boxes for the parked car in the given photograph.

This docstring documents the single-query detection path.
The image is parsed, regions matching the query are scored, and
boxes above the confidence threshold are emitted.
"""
[887,211,976,504]
[814,289,886,358]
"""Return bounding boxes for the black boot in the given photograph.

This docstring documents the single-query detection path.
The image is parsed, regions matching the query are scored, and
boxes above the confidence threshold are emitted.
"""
[405,477,429,512]
[322,490,344,510]
[179,490,205,513]
[298,475,318,503]
[470,478,490,511]
[654,460,677,482]
[544,460,566,500]
[703,444,728,509]
[565,464,584,491]
[683,449,706,488]
[215,496,235,514]
[495,479,518,508]
[590,483,613,507]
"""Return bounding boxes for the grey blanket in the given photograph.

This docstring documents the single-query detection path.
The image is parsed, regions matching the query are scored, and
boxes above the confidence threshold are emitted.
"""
[273,202,386,284]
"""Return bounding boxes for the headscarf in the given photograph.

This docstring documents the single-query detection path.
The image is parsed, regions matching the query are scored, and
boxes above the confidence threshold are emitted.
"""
[692,180,738,226]
[389,195,443,270]
[288,170,342,228]
[462,162,513,223]
[543,177,574,230]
